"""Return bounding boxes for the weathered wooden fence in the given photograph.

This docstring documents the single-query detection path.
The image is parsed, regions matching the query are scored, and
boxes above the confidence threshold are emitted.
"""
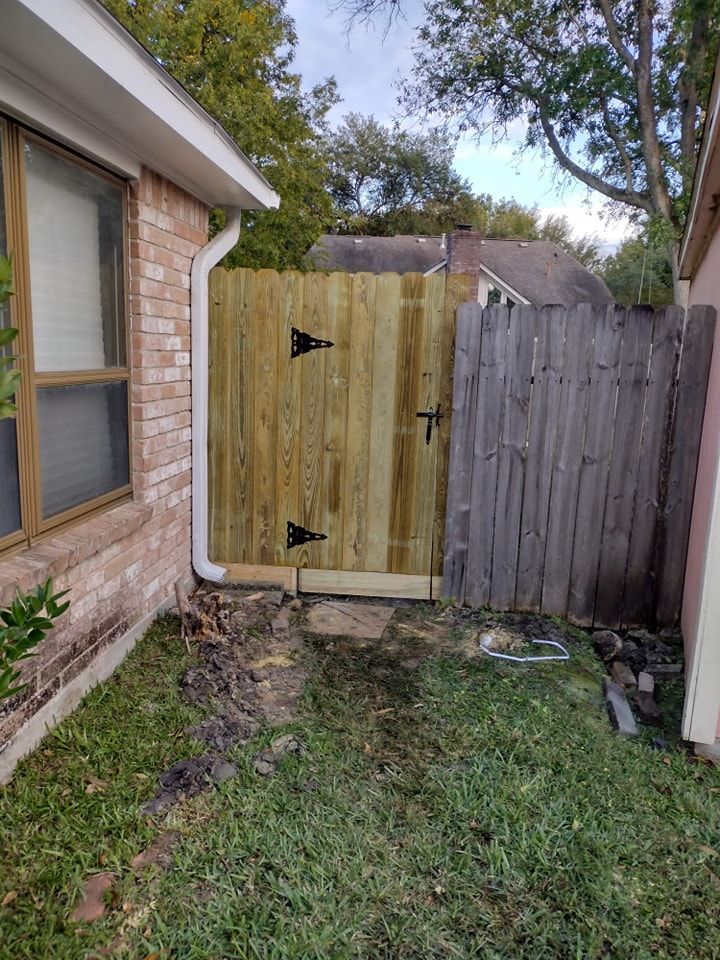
[443,302,716,628]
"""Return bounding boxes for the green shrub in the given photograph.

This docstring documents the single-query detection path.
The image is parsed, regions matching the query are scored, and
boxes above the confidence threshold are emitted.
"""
[0,253,20,420]
[0,580,70,702]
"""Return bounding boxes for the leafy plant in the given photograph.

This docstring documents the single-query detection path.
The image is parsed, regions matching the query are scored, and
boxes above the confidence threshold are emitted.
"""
[0,579,70,701]
[0,253,20,420]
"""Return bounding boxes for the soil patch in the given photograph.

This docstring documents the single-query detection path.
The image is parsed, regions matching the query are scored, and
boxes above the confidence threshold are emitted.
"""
[142,588,307,814]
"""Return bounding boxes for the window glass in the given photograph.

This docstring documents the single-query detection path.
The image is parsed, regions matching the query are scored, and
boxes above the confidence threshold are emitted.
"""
[24,141,126,372]
[0,128,22,539]
[37,381,129,518]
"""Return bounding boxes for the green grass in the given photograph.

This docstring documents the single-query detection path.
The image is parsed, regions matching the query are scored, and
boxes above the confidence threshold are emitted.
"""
[2,610,720,959]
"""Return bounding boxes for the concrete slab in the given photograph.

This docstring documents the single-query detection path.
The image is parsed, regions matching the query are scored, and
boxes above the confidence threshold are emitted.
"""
[305,601,395,638]
[603,678,638,736]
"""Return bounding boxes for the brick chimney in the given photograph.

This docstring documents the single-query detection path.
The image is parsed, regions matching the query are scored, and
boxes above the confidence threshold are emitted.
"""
[446,225,484,301]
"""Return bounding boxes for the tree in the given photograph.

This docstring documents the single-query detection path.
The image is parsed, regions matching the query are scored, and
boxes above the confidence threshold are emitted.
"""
[104,0,338,269]
[336,0,719,301]
[326,114,473,234]
[439,194,604,269]
[601,236,675,307]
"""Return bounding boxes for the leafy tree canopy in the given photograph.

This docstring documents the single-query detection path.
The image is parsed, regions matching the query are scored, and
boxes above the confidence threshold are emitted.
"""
[326,113,472,234]
[326,115,601,267]
[103,0,338,269]
[601,235,675,307]
[336,0,720,300]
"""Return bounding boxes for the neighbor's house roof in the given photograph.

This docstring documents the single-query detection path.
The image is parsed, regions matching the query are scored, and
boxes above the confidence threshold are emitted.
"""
[0,0,279,210]
[307,234,613,306]
[680,50,720,279]
[473,239,613,306]
[308,234,448,275]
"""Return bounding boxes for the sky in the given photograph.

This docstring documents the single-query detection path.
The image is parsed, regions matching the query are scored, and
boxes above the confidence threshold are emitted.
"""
[285,0,634,249]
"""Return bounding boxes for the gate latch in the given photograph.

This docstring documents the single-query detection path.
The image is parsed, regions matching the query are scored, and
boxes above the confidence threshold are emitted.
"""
[286,520,327,549]
[416,405,443,444]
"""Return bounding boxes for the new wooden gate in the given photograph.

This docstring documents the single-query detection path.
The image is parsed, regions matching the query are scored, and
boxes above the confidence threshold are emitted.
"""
[444,301,716,628]
[208,267,470,597]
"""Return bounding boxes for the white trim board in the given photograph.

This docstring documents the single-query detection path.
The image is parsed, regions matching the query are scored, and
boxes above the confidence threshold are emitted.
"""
[0,0,279,210]
[682,448,720,744]
[478,265,530,305]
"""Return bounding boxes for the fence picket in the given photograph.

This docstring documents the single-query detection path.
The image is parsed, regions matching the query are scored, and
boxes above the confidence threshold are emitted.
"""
[622,306,684,626]
[465,305,510,607]
[566,305,625,625]
[594,306,655,628]
[541,304,596,617]
[515,305,567,611]
[442,302,482,600]
[656,305,717,625]
[490,305,538,609]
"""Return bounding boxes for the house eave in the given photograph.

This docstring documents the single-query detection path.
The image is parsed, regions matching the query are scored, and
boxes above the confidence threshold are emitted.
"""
[477,264,531,305]
[0,0,280,211]
[680,53,720,279]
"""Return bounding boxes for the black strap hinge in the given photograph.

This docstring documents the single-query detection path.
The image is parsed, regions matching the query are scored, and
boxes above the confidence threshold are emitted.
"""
[291,327,334,358]
[286,521,328,549]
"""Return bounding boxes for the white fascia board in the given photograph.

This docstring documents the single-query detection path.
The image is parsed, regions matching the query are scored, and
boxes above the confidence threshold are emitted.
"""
[4,0,279,210]
[423,259,447,277]
[680,54,720,277]
[479,265,530,304]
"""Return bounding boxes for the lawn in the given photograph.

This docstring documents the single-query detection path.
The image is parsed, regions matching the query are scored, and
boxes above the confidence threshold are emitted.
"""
[1,603,720,959]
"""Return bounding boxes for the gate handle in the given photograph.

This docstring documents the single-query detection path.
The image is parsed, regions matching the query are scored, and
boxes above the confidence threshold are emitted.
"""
[416,405,443,444]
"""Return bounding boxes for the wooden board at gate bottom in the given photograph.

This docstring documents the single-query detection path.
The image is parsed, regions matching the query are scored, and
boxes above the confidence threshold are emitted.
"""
[221,564,442,600]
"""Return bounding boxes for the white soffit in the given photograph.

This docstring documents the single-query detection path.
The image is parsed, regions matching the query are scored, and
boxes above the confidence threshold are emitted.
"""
[0,0,280,211]
[680,53,720,278]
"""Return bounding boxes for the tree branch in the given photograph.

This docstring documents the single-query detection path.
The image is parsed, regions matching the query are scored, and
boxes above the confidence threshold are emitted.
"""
[539,109,653,212]
[678,9,710,182]
[635,0,673,218]
[600,98,635,193]
[595,0,636,74]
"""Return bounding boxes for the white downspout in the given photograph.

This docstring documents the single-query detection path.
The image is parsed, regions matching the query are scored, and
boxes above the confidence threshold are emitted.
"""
[190,207,241,583]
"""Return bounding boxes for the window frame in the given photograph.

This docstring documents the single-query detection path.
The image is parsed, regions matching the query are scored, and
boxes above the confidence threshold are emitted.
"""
[0,116,132,556]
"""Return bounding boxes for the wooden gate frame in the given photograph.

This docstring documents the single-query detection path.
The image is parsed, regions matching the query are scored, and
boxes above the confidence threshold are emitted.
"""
[209,268,471,598]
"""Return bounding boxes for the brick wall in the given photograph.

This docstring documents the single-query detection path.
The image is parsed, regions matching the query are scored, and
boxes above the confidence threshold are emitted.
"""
[0,168,209,753]
[446,230,484,301]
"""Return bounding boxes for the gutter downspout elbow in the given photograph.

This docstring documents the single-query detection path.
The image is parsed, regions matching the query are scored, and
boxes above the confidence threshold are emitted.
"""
[190,207,241,583]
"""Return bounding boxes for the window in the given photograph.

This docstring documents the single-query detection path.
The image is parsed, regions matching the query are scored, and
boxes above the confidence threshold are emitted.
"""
[0,119,130,554]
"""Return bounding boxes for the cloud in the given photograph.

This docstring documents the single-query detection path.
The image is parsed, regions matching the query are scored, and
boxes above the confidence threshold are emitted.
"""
[538,203,635,245]
[285,0,421,125]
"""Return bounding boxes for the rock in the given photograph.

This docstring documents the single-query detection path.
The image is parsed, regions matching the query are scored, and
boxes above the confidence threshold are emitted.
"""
[305,601,395,638]
[638,671,655,693]
[288,598,303,611]
[271,606,292,636]
[650,736,669,751]
[611,660,637,689]
[619,639,647,673]
[252,734,305,777]
[603,679,638,736]
[593,630,622,662]
[71,872,115,923]
[645,663,683,679]
[644,639,676,665]
[637,690,661,724]
[210,758,237,783]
